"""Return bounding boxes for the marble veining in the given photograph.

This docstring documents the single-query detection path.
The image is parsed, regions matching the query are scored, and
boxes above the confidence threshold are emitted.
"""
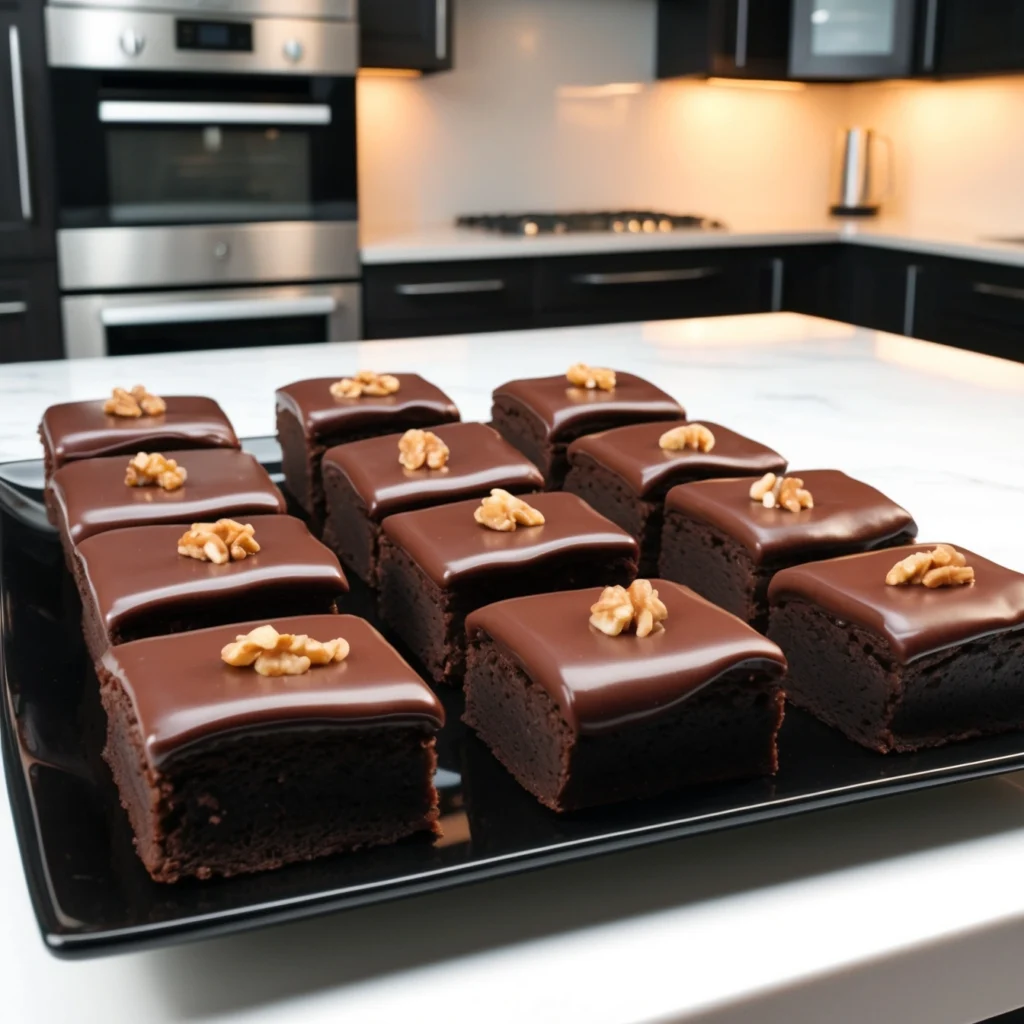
[2,312,1022,571]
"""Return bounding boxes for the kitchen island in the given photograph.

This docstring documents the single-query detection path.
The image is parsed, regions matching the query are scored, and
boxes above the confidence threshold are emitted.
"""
[3,313,1024,1023]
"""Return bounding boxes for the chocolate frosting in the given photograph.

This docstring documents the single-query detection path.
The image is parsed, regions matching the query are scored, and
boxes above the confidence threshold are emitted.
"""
[568,421,787,498]
[381,491,638,588]
[100,614,445,768]
[76,515,349,634]
[322,422,545,520]
[40,396,240,469]
[493,372,685,443]
[666,470,917,565]
[50,448,286,546]
[466,580,787,736]
[768,544,1024,663]
[276,375,460,442]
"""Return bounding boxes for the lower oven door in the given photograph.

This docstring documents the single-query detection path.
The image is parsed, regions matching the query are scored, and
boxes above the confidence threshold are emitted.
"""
[62,282,361,359]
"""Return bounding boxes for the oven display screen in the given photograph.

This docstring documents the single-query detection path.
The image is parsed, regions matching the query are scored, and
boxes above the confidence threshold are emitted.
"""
[176,20,253,52]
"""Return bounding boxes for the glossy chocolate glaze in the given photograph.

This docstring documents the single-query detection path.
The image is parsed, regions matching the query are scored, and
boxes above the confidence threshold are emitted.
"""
[49,448,286,546]
[101,614,445,768]
[77,515,349,635]
[568,421,787,498]
[322,422,545,520]
[493,373,685,443]
[275,375,460,441]
[466,580,787,735]
[381,491,638,588]
[666,470,917,565]
[40,396,239,469]
[768,544,1024,663]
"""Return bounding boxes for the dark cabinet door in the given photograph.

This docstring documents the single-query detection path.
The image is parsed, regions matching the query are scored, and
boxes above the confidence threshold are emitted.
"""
[0,4,54,261]
[0,262,63,363]
[658,0,791,79]
[789,0,918,79]
[536,249,778,327]
[360,0,453,72]
[920,0,1024,76]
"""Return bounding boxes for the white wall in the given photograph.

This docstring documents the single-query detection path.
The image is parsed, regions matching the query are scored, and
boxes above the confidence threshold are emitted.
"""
[357,0,1024,235]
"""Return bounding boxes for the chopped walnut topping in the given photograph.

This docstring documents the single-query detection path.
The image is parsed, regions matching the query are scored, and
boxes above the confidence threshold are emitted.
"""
[398,429,450,471]
[566,363,616,391]
[473,489,545,532]
[750,472,814,513]
[124,451,187,491]
[178,519,260,564]
[221,624,350,677]
[886,544,975,588]
[103,384,166,418]
[330,370,401,399]
[589,578,668,638]
[659,423,716,453]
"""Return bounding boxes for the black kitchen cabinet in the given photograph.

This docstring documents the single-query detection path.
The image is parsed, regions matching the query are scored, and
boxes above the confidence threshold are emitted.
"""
[657,0,791,80]
[0,261,63,362]
[535,248,779,327]
[918,0,1024,76]
[360,0,454,73]
[0,2,55,261]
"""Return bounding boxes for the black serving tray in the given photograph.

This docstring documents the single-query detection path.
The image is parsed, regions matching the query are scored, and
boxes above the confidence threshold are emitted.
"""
[5,440,1024,959]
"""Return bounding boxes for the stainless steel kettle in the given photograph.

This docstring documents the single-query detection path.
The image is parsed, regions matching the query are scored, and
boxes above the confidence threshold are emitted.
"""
[831,127,894,217]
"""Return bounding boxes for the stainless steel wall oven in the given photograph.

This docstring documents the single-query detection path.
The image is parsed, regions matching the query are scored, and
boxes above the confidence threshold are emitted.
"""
[46,0,360,357]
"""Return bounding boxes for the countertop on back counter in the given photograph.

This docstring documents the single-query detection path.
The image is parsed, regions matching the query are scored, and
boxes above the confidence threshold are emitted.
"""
[4,313,1024,1023]
[360,216,1024,267]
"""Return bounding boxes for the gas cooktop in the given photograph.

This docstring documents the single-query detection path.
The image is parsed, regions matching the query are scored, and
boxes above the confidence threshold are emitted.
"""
[456,211,726,237]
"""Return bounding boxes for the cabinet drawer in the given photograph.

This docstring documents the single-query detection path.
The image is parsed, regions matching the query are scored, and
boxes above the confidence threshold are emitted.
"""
[536,250,775,324]
[0,261,62,362]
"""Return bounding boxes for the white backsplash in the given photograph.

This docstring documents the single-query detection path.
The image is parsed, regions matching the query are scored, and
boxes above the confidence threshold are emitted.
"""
[357,0,1024,235]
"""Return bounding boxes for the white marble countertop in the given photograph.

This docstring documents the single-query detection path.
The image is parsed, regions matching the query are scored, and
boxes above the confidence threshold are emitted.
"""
[4,312,1024,1023]
[361,216,1024,267]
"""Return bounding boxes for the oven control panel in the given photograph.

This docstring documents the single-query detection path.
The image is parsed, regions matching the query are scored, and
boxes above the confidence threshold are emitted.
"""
[176,20,254,53]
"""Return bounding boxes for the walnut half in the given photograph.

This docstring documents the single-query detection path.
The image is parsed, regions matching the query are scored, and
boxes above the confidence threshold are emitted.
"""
[398,429,450,471]
[103,384,166,418]
[178,519,260,564]
[124,451,187,491]
[589,579,668,638]
[566,363,616,391]
[886,544,975,588]
[659,423,716,453]
[474,489,545,532]
[330,370,400,399]
[221,624,350,677]
[749,472,814,513]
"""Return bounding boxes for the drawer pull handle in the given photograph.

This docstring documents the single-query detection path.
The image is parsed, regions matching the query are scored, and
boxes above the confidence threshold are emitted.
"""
[973,282,1024,303]
[395,280,506,296]
[571,267,721,286]
[9,27,32,222]
[0,301,28,317]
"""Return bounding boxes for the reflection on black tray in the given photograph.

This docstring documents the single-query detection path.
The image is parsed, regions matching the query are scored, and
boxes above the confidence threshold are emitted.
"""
[4,445,1024,958]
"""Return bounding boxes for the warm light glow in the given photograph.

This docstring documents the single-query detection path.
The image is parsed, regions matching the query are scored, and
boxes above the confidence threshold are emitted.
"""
[643,314,857,349]
[875,334,1024,392]
[705,77,806,92]
[556,82,645,100]
[358,67,422,79]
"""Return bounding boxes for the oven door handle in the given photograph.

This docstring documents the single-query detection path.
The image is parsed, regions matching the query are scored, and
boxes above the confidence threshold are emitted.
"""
[98,101,333,126]
[100,296,338,327]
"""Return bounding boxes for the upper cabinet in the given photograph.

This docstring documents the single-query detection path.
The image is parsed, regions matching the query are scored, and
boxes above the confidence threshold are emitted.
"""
[0,3,55,261]
[788,0,918,79]
[919,0,1024,77]
[657,0,792,80]
[360,0,454,73]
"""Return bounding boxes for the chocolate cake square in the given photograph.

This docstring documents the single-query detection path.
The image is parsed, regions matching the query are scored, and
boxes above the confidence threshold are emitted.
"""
[463,580,787,812]
[377,491,639,685]
[97,614,444,882]
[276,374,460,525]
[767,545,1024,752]
[40,395,239,484]
[660,470,917,631]
[74,514,350,662]
[564,421,787,575]
[46,448,286,564]
[491,371,685,489]
[321,422,545,585]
